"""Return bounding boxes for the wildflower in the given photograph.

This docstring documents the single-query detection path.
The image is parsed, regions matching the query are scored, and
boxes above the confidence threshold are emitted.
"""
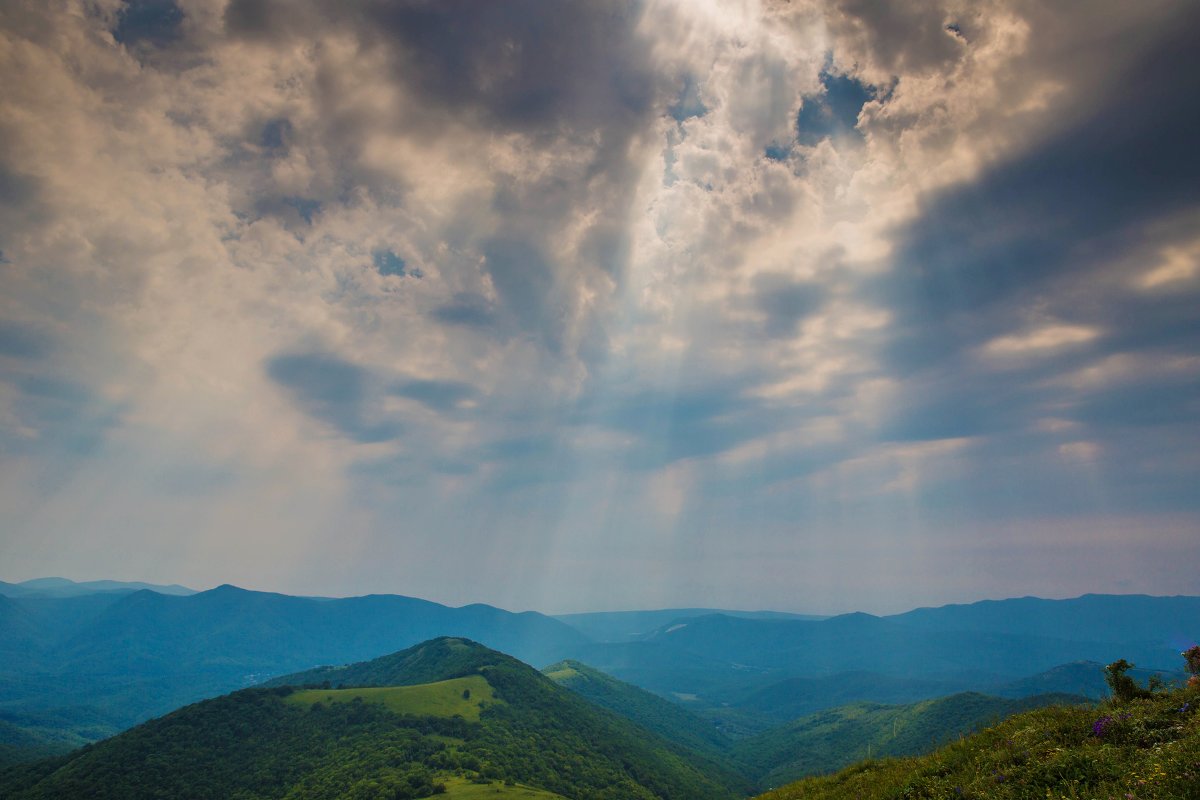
[1092,715,1114,737]
[1180,702,1190,713]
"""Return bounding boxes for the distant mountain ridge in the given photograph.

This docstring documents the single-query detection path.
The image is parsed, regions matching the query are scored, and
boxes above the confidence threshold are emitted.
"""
[0,577,195,598]
[0,583,589,735]
[554,609,827,643]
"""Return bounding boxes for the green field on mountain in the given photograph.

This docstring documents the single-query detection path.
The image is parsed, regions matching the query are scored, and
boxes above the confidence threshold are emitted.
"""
[755,682,1200,800]
[286,675,498,722]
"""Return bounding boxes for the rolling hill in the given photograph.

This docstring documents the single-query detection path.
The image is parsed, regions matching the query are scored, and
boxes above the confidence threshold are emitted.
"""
[732,691,1087,789]
[0,638,745,800]
[754,680,1200,800]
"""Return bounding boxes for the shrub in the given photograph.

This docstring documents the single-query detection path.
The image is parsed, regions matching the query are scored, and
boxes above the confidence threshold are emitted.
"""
[1104,659,1152,703]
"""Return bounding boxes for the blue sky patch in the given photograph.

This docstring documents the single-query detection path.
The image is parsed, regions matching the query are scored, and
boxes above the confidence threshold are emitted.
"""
[260,118,292,151]
[668,75,707,122]
[112,0,184,47]
[373,249,407,277]
[282,196,321,224]
[796,71,874,146]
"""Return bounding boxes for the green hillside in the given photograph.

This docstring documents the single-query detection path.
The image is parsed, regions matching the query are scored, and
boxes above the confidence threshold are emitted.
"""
[0,638,741,800]
[543,660,733,757]
[734,691,1086,788]
[754,682,1200,799]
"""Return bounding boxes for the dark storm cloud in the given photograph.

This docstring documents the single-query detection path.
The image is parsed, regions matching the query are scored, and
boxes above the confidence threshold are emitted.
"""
[829,0,965,76]
[576,379,791,469]
[365,0,652,131]
[878,4,1200,333]
[431,294,499,330]
[754,273,828,338]
[482,237,566,351]
[224,0,653,133]
[266,352,402,443]
[862,2,1200,451]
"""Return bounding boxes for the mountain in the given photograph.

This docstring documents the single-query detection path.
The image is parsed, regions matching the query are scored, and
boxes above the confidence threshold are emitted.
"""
[732,691,1086,789]
[754,682,1200,800]
[635,612,1177,675]
[572,600,1190,713]
[990,660,1185,700]
[1,584,589,730]
[888,593,1200,647]
[542,659,733,757]
[0,577,195,598]
[0,638,745,800]
[2,587,1196,768]
[717,671,974,725]
[554,609,825,643]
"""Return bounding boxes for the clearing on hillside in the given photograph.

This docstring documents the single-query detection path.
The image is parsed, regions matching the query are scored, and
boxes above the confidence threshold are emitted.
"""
[441,777,567,798]
[284,674,498,721]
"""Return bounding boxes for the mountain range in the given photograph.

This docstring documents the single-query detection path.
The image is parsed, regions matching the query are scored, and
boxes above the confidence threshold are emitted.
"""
[0,636,1100,798]
[0,579,1195,773]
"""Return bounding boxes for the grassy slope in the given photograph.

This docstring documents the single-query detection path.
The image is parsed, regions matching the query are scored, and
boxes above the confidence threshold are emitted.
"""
[286,675,498,722]
[755,684,1200,800]
[441,776,566,798]
[734,691,1085,788]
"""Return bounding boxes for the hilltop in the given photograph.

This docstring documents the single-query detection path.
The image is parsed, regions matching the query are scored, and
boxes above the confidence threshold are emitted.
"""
[0,637,743,800]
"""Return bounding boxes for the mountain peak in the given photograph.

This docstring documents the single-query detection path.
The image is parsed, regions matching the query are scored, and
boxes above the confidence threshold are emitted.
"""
[266,636,523,689]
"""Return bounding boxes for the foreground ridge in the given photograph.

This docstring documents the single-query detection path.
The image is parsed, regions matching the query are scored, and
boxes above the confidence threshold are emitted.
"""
[755,681,1200,800]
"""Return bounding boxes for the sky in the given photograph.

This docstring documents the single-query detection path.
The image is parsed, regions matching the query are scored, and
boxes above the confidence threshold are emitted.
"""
[0,0,1198,615]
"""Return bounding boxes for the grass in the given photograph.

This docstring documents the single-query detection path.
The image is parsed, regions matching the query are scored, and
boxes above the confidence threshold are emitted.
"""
[284,674,498,721]
[440,776,567,798]
[541,664,579,683]
[755,683,1200,800]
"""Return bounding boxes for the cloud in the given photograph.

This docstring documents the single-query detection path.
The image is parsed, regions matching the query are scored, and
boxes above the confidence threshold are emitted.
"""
[0,0,1197,610]
[266,352,402,443]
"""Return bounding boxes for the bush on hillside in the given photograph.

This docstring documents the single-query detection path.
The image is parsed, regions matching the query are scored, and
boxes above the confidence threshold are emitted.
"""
[1104,659,1155,702]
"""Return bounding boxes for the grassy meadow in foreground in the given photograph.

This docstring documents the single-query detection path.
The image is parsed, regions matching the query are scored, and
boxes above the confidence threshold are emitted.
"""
[756,682,1200,800]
